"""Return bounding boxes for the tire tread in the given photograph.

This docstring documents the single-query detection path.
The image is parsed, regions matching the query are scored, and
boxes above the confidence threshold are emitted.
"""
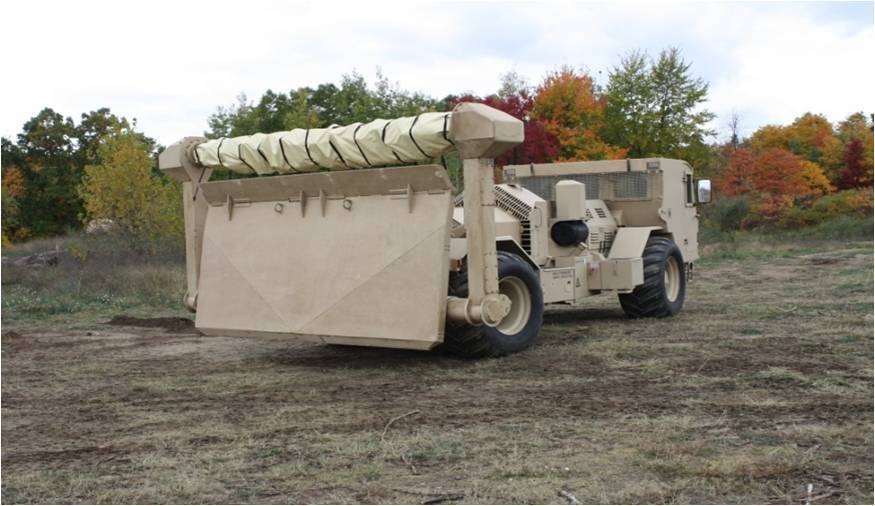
[442,252,542,358]
[618,236,685,318]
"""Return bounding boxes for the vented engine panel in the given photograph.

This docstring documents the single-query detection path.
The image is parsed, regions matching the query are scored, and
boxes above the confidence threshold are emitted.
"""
[493,185,540,256]
[581,199,617,254]
[454,184,618,260]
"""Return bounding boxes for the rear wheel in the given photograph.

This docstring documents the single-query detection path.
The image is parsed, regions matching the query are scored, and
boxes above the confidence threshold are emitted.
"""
[443,252,543,358]
[619,236,686,318]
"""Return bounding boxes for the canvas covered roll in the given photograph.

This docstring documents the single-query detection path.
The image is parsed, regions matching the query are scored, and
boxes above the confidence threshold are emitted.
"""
[279,129,319,172]
[255,132,295,174]
[194,136,254,175]
[238,133,271,175]
[329,123,368,169]
[194,112,454,175]
[356,118,400,166]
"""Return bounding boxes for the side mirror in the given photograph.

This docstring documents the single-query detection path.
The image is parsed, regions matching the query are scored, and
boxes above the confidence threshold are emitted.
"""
[696,179,712,204]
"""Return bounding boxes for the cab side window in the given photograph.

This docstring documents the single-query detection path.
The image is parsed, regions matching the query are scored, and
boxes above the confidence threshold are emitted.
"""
[685,174,694,205]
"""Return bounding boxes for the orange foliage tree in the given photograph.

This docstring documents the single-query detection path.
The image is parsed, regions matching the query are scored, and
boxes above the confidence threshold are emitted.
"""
[748,113,846,184]
[717,147,833,218]
[2,166,26,198]
[715,148,757,197]
[799,160,833,197]
[532,67,627,161]
[788,113,835,159]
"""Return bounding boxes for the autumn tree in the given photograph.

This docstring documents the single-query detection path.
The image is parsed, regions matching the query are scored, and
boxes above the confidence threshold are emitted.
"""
[838,138,870,189]
[748,113,845,183]
[785,113,834,162]
[752,149,811,217]
[747,124,791,153]
[1,165,26,242]
[603,48,715,160]
[836,112,874,186]
[715,148,757,197]
[718,147,833,218]
[533,66,626,161]
[2,166,26,199]
[454,72,560,167]
[78,129,182,247]
[799,160,834,197]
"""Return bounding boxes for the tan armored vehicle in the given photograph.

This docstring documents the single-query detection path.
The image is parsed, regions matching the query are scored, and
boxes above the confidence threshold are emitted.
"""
[159,103,711,357]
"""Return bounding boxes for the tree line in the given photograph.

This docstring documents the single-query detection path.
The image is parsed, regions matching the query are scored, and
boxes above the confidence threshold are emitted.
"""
[2,48,872,246]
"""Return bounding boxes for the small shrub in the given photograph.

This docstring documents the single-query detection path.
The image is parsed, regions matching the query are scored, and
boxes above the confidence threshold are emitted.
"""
[797,215,873,241]
[702,195,750,231]
[778,188,873,228]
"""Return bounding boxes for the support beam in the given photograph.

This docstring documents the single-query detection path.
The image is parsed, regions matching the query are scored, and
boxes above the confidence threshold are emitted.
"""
[456,157,510,327]
[158,137,211,311]
[462,158,499,303]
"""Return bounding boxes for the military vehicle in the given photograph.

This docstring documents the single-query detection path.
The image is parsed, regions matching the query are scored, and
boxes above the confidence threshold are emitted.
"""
[159,102,711,357]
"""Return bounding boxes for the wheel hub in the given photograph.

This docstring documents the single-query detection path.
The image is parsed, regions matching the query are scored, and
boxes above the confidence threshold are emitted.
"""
[496,276,533,335]
[665,257,680,302]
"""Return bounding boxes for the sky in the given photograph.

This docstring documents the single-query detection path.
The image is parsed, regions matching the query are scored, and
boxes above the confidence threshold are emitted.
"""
[1,0,872,146]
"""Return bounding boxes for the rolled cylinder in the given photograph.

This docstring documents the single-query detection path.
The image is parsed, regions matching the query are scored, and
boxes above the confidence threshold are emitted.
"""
[194,111,454,174]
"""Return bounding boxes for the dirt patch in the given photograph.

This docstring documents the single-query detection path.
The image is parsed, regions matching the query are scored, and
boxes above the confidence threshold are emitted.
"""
[106,315,200,334]
[1,243,872,504]
[2,330,28,345]
[2,330,33,352]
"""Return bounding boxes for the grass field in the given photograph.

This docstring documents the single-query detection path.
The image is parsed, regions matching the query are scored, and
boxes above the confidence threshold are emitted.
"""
[1,232,873,504]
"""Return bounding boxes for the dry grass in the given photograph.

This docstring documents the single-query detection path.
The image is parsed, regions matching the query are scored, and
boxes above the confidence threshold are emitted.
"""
[1,235,872,504]
[2,232,187,325]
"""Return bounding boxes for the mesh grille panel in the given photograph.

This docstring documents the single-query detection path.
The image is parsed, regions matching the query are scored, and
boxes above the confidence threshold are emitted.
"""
[519,172,652,201]
[610,172,649,199]
[518,175,600,200]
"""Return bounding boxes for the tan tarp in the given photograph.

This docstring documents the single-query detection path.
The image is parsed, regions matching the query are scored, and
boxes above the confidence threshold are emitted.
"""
[195,112,453,174]
[279,129,318,172]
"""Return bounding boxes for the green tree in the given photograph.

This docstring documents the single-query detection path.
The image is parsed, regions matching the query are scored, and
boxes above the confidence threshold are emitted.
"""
[205,70,440,139]
[13,108,80,236]
[602,51,652,154]
[78,129,181,248]
[76,108,155,163]
[496,70,529,100]
[603,48,715,159]
[1,108,156,239]
[1,184,20,246]
[283,88,321,129]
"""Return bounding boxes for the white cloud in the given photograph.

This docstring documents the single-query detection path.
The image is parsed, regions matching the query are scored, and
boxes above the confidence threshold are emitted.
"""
[1,1,871,146]
[707,5,874,138]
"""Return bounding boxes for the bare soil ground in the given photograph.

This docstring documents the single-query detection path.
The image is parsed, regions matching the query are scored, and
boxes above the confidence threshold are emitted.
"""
[1,241,872,504]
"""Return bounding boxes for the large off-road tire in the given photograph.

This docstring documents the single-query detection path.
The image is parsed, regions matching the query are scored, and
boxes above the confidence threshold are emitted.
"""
[443,251,544,358]
[618,236,686,318]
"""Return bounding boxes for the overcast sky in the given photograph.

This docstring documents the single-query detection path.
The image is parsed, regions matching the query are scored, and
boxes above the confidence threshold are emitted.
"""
[1,1,872,146]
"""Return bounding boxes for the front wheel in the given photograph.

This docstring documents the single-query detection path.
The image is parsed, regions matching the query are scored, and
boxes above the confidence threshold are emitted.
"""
[619,236,686,318]
[443,252,544,358]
